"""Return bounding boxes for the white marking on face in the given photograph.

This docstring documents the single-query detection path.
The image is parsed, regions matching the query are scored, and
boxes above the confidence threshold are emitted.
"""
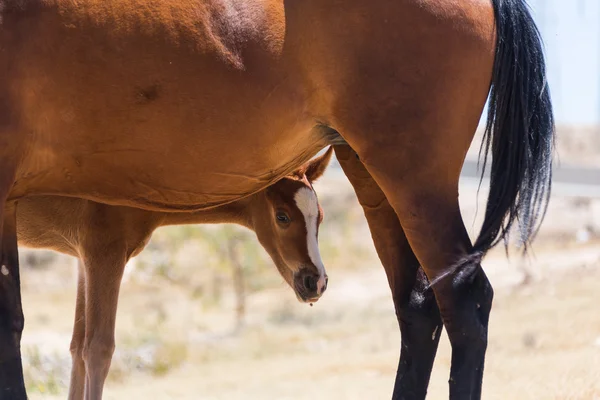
[1,264,9,276]
[432,325,439,341]
[294,187,327,294]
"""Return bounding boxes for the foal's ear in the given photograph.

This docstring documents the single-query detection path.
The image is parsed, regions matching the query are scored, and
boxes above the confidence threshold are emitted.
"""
[303,146,333,183]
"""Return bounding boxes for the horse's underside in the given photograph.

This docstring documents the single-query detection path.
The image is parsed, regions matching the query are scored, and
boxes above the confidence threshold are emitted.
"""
[0,0,554,399]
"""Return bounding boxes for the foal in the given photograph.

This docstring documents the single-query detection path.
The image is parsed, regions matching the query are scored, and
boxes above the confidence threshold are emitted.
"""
[17,148,333,400]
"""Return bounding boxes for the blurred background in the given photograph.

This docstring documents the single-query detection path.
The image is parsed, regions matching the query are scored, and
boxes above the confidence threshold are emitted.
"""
[23,2,600,399]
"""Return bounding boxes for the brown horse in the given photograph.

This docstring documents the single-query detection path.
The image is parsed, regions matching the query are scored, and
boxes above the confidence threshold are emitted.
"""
[17,148,332,400]
[0,0,554,399]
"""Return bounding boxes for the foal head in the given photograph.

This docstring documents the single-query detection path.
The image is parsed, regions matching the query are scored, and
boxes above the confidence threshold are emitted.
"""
[250,147,333,304]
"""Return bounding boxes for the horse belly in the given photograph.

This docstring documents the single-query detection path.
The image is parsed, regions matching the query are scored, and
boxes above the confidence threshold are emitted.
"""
[16,118,325,210]
[6,0,326,210]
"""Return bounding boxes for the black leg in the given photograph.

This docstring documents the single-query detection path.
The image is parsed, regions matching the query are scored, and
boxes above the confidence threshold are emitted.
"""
[0,202,26,399]
[393,269,442,400]
[335,145,442,400]
[441,264,493,399]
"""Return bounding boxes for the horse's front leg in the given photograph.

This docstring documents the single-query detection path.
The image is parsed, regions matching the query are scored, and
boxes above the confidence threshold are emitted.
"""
[0,200,27,400]
[80,247,127,400]
[335,145,442,400]
[68,259,87,400]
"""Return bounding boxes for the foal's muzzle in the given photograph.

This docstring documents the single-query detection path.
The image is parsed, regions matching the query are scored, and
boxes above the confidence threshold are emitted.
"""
[293,268,328,303]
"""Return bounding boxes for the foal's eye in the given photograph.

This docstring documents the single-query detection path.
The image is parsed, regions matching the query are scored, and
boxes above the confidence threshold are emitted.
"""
[275,212,290,224]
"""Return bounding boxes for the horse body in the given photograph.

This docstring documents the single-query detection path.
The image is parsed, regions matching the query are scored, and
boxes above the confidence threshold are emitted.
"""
[0,0,555,399]
[2,0,495,210]
[16,149,332,399]
[3,0,327,209]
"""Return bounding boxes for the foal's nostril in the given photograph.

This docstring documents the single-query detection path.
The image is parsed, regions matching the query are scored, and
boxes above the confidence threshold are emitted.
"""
[303,274,318,293]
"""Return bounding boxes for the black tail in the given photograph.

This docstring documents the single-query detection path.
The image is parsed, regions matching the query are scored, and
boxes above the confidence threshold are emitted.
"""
[474,0,555,254]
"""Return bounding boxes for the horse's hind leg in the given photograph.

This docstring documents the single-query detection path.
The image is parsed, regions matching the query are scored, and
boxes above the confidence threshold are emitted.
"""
[68,259,87,400]
[0,198,27,400]
[333,38,497,395]
[335,145,442,399]
[341,123,493,400]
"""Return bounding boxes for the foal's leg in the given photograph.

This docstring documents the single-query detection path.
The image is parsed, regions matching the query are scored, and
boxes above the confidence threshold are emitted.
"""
[0,199,26,399]
[68,259,86,400]
[81,249,127,400]
[335,146,442,399]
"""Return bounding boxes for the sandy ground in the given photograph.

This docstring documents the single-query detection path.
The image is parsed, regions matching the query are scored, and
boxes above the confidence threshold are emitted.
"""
[18,165,600,400]
[22,244,600,400]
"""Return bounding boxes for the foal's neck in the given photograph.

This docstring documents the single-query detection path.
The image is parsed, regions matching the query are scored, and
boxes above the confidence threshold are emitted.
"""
[158,196,253,229]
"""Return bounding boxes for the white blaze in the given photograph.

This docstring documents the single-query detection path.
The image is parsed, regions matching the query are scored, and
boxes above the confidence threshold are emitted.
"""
[294,187,327,294]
